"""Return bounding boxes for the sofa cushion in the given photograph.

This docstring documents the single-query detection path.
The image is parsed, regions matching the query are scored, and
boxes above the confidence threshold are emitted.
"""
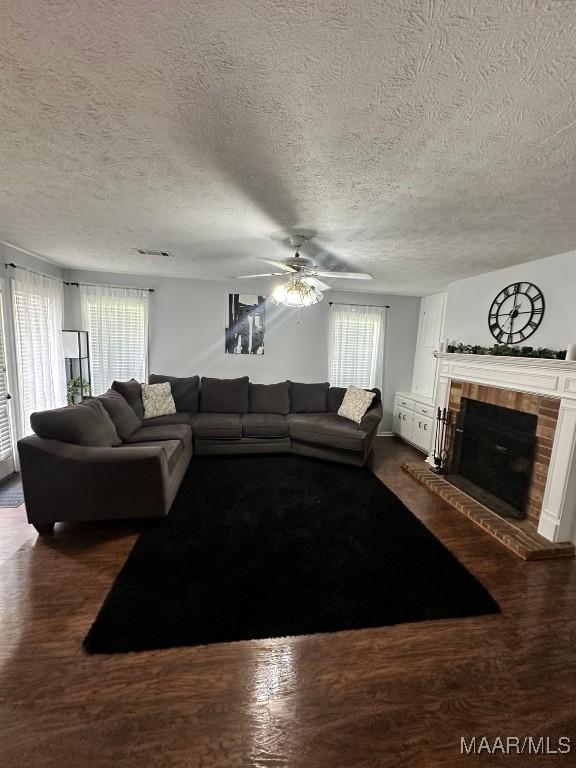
[141,382,177,420]
[328,386,382,412]
[249,381,290,414]
[288,413,367,453]
[200,377,249,414]
[193,413,242,439]
[141,412,195,427]
[149,374,200,413]
[289,382,329,413]
[125,424,192,444]
[111,379,144,419]
[123,439,184,473]
[30,399,121,447]
[327,387,347,413]
[242,413,288,438]
[96,390,141,440]
[338,386,376,424]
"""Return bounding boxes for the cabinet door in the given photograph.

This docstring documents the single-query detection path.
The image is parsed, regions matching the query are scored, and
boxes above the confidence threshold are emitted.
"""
[393,406,403,435]
[393,406,413,439]
[412,293,447,399]
[400,409,413,440]
[411,414,433,452]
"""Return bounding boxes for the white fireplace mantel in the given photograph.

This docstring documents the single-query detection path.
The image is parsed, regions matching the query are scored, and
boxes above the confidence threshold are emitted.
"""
[428,353,576,544]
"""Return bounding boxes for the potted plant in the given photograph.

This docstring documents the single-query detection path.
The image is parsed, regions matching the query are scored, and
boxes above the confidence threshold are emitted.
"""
[67,377,91,405]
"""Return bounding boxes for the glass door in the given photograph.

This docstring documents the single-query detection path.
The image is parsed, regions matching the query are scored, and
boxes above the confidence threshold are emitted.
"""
[0,290,14,481]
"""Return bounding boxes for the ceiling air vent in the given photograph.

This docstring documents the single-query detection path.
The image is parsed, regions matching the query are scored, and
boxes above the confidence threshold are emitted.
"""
[135,248,174,258]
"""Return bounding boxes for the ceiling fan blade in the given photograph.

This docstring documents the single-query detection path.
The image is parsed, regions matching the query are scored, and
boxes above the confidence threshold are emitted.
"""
[302,276,332,291]
[303,240,346,269]
[314,271,373,280]
[304,240,371,278]
[229,272,282,279]
[263,259,297,273]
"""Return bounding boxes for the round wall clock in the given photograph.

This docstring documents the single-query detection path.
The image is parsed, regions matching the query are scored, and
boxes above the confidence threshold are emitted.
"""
[488,282,545,344]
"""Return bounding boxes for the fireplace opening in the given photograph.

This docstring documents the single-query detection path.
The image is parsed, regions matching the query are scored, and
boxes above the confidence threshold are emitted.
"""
[447,398,538,520]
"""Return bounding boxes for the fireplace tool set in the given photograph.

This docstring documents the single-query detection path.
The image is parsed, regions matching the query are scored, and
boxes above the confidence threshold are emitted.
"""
[431,407,452,474]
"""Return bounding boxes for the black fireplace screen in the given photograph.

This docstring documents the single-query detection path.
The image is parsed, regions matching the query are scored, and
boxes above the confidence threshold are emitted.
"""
[448,399,538,520]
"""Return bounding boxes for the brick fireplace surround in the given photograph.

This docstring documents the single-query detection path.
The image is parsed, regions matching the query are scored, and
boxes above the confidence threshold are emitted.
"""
[405,354,576,560]
[446,381,559,528]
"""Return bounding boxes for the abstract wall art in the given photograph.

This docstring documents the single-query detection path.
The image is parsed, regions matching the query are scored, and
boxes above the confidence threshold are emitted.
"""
[225,294,265,355]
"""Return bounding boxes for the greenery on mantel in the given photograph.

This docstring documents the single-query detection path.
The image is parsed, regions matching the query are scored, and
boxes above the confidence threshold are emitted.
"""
[446,343,567,360]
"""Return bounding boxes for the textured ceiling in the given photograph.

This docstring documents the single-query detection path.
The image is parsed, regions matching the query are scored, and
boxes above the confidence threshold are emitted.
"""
[2,0,576,294]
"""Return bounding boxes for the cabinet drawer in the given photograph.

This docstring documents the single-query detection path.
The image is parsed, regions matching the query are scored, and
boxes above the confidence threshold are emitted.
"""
[395,395,414,410]
[416,404,434,417]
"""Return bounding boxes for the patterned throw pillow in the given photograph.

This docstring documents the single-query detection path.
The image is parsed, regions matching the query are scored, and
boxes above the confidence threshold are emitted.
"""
[338,386,376,424]
[141,382,177,420]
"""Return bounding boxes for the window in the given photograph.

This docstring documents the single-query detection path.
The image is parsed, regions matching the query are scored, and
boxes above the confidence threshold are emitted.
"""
[81,285,149,395]
[12,271,66,436]
[328,304,385,389]
[0,290,14,464]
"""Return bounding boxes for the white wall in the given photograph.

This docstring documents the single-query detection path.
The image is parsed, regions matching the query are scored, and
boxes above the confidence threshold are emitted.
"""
[64,270,420,431]
[445,249,576,349]
[0,241,64,281]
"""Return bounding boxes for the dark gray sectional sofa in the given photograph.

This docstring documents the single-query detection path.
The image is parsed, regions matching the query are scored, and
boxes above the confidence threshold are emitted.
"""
[18,376,383,533]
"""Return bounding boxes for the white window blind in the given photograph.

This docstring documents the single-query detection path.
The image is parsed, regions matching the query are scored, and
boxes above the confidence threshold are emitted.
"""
[328,304,385,389]
[12,271,67,436]
[81,285,149,395]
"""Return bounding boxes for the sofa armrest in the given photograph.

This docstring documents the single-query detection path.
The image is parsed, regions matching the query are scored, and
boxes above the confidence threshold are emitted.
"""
[18,435,170,526]
[359,403,383,435]
[358,403,383,463]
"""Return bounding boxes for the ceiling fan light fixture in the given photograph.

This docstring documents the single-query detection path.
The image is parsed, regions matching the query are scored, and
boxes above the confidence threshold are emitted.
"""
[270,278,323,307]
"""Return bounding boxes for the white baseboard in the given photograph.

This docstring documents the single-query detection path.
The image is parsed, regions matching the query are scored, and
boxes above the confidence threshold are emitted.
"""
[377,431,395,437]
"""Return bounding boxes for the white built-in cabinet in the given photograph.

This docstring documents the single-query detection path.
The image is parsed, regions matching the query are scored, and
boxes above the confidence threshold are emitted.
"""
[393,392,435,452]
[393,292,446,453]
[411,292,447,399]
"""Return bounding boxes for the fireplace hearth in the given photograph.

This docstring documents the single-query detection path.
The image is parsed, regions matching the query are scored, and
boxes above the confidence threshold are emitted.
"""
[448,399,538,520]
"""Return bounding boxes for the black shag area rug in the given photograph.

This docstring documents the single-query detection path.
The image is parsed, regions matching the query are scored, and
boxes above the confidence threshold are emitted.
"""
[84,455,499,654]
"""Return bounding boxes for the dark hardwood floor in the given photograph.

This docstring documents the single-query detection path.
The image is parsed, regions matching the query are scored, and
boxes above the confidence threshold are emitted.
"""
[1,438,575,767]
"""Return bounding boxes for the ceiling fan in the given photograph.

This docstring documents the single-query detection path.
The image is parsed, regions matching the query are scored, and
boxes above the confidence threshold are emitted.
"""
[229,235,373,307]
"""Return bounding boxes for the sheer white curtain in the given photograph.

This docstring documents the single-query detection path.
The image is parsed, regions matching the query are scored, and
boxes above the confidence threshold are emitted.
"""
[12,270,66,436]
[328,303,386,389]
[81,285,149,395]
